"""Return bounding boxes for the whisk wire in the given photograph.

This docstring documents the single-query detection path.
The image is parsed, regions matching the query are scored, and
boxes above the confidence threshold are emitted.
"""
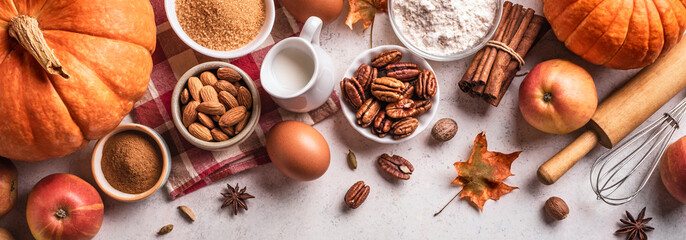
[590,96,686,205]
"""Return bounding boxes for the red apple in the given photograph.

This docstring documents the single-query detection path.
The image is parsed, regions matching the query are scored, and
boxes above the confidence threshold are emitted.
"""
[661,136,686,203]
[27,173,104,240]
[0,157,17,218]
[519,59,597,134]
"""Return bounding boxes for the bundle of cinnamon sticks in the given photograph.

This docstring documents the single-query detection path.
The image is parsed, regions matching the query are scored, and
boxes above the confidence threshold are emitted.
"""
[458,1,550,106]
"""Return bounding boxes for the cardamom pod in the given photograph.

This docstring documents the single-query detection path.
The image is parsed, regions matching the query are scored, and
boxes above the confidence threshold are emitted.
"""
[178,205,196,222]
[347,150,357,170]
[158,224,173,235]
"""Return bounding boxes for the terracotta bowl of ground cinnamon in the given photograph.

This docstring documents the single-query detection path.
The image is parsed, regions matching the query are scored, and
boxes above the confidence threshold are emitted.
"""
[91,124,172,202]
[165,0,275,59]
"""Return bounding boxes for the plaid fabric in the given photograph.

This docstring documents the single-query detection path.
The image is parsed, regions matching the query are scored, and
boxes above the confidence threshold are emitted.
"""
[134,0,340,199]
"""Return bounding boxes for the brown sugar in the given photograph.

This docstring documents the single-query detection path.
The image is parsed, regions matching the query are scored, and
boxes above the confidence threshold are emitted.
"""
[176,0,266,51]
[102,130,163,194]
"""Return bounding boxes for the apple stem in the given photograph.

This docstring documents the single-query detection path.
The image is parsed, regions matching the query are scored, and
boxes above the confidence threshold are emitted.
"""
[55,208,68,220]
[543,92,553,103]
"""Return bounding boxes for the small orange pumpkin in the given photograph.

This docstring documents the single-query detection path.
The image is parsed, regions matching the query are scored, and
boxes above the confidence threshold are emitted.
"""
[543,0,686,69]
[0,0,156,161]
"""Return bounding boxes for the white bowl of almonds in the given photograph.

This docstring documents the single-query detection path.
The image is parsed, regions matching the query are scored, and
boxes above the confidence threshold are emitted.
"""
[171,62,261,151]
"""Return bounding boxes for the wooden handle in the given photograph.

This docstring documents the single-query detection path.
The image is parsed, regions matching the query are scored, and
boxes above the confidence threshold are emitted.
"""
[537,131,599,185]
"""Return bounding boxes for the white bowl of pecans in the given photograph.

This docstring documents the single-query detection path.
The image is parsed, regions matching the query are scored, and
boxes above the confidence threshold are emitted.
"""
[339,45,440,144]
[171,62,261,151]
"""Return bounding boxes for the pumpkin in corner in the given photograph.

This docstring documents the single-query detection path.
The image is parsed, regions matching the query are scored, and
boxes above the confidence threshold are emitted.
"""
[543,0,686,70]
[0,0,156,161]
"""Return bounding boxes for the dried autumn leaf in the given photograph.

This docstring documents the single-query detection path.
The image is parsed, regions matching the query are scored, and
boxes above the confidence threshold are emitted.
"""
[345,0,388,30]
[452,132,520,211]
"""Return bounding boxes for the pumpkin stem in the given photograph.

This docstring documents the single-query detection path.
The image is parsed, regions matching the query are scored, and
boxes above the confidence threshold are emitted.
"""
[8,15,69,79]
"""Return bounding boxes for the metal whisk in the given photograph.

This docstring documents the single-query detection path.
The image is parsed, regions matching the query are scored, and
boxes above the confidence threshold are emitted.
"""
[590,96,686,205]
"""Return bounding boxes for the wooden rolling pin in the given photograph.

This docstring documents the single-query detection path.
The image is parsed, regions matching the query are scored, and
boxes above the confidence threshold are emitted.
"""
[537,39,686,185]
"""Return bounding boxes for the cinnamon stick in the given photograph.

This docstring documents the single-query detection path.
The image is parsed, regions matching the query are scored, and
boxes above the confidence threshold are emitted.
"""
[474,3,516,86]
[483,8,535,100]
[486,16,550,106]
[458,49,485,92]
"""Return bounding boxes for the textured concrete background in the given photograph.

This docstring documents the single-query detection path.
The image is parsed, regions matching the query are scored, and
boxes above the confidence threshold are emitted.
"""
[2,0,685,239]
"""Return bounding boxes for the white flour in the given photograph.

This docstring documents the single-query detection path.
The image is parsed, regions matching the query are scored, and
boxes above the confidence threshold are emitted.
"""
[392,0,497,56]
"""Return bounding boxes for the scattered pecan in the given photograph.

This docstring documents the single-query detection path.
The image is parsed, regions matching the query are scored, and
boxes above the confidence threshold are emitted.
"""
[378,154,414,180]
[372,110,393,137]
[371,50,402,68]
[354,64,377,90]
[386,99,417,119]
[412,100,432,117]
[391,117,419,139]
[385,63,420,82]
[356,98,381,128]
[340,78,366,109]
[371,77,405,102]
[415,69,437,99]
[344,181,370,209]
[401,82,415,100]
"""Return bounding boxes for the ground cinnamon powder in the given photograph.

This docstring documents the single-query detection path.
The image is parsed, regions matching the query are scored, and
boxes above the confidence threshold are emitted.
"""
[102,131,163,194]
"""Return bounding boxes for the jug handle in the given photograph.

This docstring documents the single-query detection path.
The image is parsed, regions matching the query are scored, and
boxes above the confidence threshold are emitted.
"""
[300,17,323,46]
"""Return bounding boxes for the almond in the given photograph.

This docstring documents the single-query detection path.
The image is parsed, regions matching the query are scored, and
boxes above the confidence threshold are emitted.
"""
[197,112,215,129]
[237,86,252,109]
[187,77,203,101]
[197,102,226,115]
[216,67,242,82]
[188,123,212,141]
[199,85,218,103]
[180,88,190,105]
[234,111,250,134]
[214,80,237,96]
[182,101,200,127]
[199,71,218,86]
[219,106,247,127]
[211,128,230,142]
[211,115,222,122]
[220,125,236,137]
[218,91,239,109]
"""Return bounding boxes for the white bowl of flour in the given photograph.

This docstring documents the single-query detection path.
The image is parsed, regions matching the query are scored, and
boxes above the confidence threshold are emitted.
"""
[388,0,502,61]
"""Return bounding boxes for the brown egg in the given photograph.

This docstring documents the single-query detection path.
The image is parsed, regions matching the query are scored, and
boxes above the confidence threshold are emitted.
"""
[266,121,330,181]
[280,0,344,25]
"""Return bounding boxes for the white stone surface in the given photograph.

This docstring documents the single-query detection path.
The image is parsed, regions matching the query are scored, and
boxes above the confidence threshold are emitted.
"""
[2,1,686,239]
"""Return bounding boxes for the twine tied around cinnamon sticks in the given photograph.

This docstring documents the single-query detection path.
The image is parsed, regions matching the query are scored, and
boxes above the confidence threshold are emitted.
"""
[458,1,550,107]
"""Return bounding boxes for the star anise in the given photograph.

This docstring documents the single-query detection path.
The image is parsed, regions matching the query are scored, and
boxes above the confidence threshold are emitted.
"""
[221,183,255,215]
[616,207,655,240]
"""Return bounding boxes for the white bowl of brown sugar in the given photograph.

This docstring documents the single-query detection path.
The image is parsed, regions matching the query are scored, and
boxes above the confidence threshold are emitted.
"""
[165,0,275,59]
[91,124,172,202]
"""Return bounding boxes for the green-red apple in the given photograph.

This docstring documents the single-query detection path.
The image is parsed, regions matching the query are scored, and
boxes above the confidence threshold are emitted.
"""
[27,173,103,240]
[519,59,597,134]
[0,227,14,240]
[661,136,686,204]
[0,157,17,218]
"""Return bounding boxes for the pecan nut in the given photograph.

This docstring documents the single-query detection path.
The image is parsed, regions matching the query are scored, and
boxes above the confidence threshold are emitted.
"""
[391,117,419,139]
[371,77,405,102]
[412,100,432,117]
[356,98,381,127]
[385,63,420,82]
[416,69,437,99]
[340,78,366,109]
[371,50,402,68]
[372,110,393,137]
[378,154,414,180]
[386,99,417,119]
[344,181,370,209]
[354,64,377,90]
[401,82,415,100]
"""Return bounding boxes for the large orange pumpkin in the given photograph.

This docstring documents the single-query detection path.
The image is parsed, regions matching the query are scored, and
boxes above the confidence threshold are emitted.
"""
[543,0,686,69]
[0,0,156,161]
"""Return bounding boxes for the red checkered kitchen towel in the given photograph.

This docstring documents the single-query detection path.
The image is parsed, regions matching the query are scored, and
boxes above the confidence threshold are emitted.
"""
[134,0,340,199]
